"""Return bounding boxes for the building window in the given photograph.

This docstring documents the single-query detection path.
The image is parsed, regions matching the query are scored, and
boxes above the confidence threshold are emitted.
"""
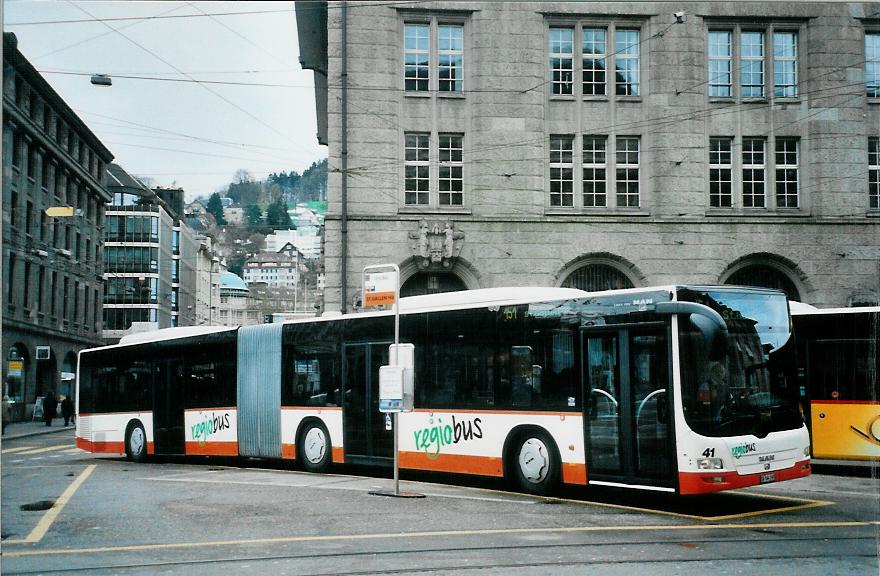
[868,33,880,98]
[582,28,607,96]
[709,137,733,208]
[708,26,798,99]
[438,24,463,92]
[23,262,31,310]
[7,254,16,305]
[550,27,574,95]
[615,29,640,96]
[404,132,430,205]
[549,135,574,207]
[775,138,799,208]
[616,136,640,207]
[582,136,607,206]
[37,266,45,313]
[404,21,464,93]
[742,138,766,208]
[741,31,765,97]
[11,131,22,169]
[438,133,463,205]
[773,32,798,98]
[561,264,635,291]
[25,201,34,237]
[870,137,879,210]
[404,23,430,92]
[10,191,18,229]
[709,30,733,97]
[51,271,57,316]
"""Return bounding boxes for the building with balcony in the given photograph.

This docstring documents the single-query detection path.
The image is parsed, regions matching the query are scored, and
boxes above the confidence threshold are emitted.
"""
[296,1,879,311]
[2,32,114,418]
[103,164,198,342]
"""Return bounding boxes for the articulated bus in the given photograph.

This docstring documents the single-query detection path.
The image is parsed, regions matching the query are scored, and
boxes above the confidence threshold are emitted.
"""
[77,285,811,495]
[791,304,880,462]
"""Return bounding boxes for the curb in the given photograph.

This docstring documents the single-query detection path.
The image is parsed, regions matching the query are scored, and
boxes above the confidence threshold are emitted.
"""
[2,425,74,441]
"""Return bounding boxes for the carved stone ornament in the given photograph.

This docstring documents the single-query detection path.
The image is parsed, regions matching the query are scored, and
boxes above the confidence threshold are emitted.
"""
[408,220,465,269]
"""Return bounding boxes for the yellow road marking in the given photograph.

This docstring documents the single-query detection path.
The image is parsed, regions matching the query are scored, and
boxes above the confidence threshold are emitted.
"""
[16,444,73,455]
[2,520,875,558]
[1,446,36,454]
[4,464,96,544]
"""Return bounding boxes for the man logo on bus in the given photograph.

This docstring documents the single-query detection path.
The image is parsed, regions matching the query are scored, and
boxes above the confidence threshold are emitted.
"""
[731,442,757,459]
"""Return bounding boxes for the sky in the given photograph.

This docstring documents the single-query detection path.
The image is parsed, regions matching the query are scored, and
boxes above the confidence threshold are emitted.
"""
[3,1,326,201]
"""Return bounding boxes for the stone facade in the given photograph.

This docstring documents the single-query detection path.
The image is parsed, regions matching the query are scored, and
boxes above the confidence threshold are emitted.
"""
[298,2,880,311]
[2,33,114,418]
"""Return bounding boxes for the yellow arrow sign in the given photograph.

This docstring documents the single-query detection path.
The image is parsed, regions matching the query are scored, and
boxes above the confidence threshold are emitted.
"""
[45,206,74,217]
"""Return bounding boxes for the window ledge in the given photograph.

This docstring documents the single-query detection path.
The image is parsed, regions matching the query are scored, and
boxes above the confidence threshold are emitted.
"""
[438,92,465,99]
[867,210,880,218]
[704,209,812,217]
[615,96,642,102]
[545,208,651,217]
[582,95,609,102]
[549,95,576,101]
[868,98,880,105]
[709,97,735,104]
[398,207,472,215]
[404,91,432,98]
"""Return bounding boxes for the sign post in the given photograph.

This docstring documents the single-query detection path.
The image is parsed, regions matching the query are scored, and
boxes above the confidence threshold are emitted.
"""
[363,264,423,499]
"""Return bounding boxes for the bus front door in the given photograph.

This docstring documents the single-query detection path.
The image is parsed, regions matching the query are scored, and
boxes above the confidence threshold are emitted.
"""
[582,326,674,489]
[343,343,392,464]
[154,358,185,455]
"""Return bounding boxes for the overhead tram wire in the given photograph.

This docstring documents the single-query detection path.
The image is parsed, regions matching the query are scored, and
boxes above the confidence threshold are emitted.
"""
[38,70,310,88]
[5,1,432,26]
[31,3,189,60]
[62,0,333,172]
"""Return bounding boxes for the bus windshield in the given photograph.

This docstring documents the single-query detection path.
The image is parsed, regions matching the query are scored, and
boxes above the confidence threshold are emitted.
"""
[678,288,803,438]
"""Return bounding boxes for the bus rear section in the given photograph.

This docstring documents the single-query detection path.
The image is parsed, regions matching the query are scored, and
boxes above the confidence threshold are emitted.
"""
[793,307,880,462]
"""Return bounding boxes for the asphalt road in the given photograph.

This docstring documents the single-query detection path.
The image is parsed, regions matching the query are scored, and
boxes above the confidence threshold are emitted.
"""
[2,428,878,575]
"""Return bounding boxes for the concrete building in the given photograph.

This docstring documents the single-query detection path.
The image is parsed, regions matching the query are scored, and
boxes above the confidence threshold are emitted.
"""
[243,250,301,288]
[103,164,198,342]
[296,1,880,312]
[2,33,114,418]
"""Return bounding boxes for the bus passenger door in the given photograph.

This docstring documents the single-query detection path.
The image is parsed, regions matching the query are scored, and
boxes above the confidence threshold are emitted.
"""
[582,326,674,489]
[343,343,391,463]
[154,358,185,455]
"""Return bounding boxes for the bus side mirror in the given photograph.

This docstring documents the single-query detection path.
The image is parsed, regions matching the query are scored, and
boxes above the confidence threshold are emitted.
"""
[654,301,729,360]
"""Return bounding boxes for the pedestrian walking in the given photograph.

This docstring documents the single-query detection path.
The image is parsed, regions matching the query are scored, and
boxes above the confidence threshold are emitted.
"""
[61,395,74,426]
[43,389,57,427]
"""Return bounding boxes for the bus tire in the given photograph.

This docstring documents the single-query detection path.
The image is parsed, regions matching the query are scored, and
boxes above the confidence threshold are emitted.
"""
[509,429,560,496]
[298,421,331,473]
[125,421,148,463]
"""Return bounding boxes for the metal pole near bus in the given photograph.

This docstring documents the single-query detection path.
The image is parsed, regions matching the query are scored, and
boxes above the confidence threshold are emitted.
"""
[364,264,423,499]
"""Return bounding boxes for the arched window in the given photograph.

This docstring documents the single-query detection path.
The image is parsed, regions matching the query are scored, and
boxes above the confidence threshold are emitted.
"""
[561,264,634,292]
[401,272,467,298]
[725,265,800,301]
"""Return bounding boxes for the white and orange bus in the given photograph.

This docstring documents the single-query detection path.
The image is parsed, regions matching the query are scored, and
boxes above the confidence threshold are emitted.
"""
[77,285,811,495]
[791,304,880,462]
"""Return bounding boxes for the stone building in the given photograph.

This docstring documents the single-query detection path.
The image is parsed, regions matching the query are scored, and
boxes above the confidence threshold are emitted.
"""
[296,1,880,312]
[2,33,114,418]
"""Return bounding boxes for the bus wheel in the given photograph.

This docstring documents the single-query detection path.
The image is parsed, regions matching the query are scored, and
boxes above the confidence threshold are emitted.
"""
[298,422,331,473]
[125,421,148,463]
[511,430,559,496]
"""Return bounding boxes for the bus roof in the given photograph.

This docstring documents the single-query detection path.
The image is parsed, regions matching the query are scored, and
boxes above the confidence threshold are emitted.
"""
[84,325,237,353]
[790,303,880,316]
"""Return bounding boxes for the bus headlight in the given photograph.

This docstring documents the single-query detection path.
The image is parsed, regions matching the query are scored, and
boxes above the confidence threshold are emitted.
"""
[697,457,724,470]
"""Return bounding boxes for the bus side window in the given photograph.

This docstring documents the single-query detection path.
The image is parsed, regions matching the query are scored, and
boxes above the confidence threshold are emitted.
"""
[510,346,534,407]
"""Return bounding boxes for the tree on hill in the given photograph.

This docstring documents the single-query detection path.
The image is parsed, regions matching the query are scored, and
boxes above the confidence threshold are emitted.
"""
[206,192,226,225]
[244,204,264,230]
[266,198,292,229]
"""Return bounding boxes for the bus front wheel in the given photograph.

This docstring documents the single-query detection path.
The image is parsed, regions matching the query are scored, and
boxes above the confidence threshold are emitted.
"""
[298,421,331,473]
[125,421,148,463]
[510,429,560,496]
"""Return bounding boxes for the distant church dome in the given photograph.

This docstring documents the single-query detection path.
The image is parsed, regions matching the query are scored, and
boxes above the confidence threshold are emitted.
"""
[220,271,248,297]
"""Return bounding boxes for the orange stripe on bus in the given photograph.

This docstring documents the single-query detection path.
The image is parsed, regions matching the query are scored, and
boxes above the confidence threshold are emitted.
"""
[332,446,345,463]
[411,408,578,418]
[282,443,296,459]
[185,442,238,457]
[399,451,505,477]
[678,459,811,495]
[147,442,154,455]
[562,462,587,485]
[75,437,125,454]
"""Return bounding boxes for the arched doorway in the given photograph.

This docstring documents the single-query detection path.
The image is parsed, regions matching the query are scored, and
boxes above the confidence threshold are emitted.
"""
[400,272,467,298]
[724,264,801,301]
[561,263,635,292]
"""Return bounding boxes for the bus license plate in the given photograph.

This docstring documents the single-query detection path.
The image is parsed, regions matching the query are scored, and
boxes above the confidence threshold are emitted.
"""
[760,472,775,484]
